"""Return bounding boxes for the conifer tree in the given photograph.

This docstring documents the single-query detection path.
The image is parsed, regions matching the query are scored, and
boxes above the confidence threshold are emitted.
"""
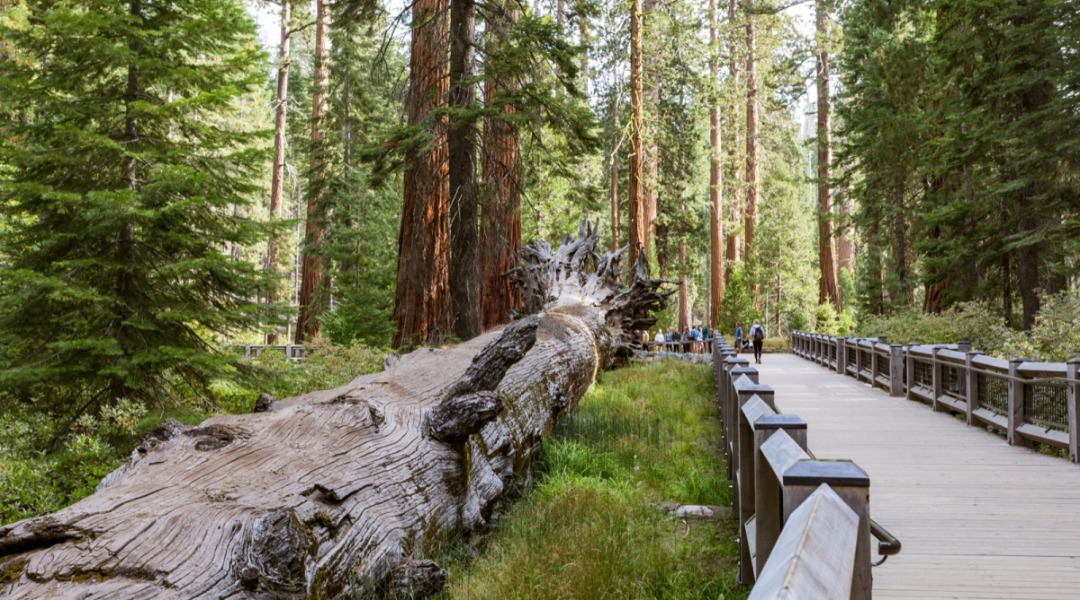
[0,0,269,412]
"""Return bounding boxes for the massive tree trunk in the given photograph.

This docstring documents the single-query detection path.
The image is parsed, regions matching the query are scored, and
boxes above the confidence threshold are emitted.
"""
[0,226,668,600]
[628,0,647,266]
[266,0,291,345]
[449,0,481,340]
[815,0,840,311]
[393,0,451,348]
[295,0,331,343]
[480,3,522,331]
[709,0,724,326]
[743,0,758,262]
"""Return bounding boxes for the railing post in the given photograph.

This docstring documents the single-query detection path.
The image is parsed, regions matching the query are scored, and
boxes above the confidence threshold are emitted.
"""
[888,344,903,397]
[957,340,971,353]
[854,339,863,381]
[931,346,944,412]
[837,337,847,375]
[965,350,984,425]
[783,460,872,600]
[1008,357,1031,447]
[905,343,918,400]
[738,396,776,585]
[870,342,880,389]
[754,417,808,576]
[1068,358,1080,463]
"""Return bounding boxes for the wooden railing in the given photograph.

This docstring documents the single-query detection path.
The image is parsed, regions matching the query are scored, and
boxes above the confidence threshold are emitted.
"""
[232,344,310,360]
[791,331,1080,463]
[714,342,896,599]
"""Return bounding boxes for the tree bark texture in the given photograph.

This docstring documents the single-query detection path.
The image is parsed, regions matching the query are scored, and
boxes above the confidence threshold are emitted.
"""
[295,0,331,343]
[449,0,481,341]
[724,0,741,286]
[266,0,291,345]
[743,0,758,262]
[0,226,668,599]
[480,4,522,331]
[628,0,647,267]
[393,0,451,348]
[678,241,689,332]
[815,0,840,311]
[643,0,659,254]
[609,119,620,253]
[709,0,724,327]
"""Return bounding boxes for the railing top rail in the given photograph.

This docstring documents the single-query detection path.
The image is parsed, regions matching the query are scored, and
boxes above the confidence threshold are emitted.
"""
[743,396,778,428]
[759,429,810,480]
[971,354,1009,371]
[935,348,968,363]
[1017,362,1068,378]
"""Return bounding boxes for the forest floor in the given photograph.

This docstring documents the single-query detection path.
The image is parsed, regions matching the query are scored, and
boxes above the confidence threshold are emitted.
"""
[431,360,746,600]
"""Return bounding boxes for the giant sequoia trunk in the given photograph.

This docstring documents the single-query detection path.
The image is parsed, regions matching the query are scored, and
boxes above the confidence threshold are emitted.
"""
[0,225,668,599]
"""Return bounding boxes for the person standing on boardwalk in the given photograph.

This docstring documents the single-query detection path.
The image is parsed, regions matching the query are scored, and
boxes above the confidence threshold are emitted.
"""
[734,322,743,352]
[749,320,765,364]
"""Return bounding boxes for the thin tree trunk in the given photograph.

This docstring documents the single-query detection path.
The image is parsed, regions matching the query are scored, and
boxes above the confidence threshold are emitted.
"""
[266,0,291,345]
[449,0,480,340]
[628,0,646,266]
[725,0,740,286]
[480,4,522,331]
[643,0,659,253]
[892,183,910,305]
[609,114,620,253]
[1017,212,1040,330]
[815,0,840,310]
[743,0,758,262]
[923,225,946,314]
[709,0,724,326]
[678,241,689,331]
[295,0,331,343]
[393,0,451,348]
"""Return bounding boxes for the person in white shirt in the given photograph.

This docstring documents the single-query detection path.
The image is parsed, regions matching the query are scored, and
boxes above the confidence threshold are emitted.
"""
[748,320,765,364]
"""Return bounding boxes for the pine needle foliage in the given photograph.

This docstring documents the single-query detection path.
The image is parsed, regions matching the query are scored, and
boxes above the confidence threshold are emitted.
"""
[0,0,271,417]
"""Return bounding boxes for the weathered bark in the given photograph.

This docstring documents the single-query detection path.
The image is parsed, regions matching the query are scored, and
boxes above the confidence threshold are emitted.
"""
[393,0,451,348]
[449,0,481,341]
[709,0,724,326]
[815,0,840,311]
[0,226,668,599]
[266,0,291,345]
[628,0,647,266]
[295,0,331,343]
[743,0,758,261]
[479,3,521,331]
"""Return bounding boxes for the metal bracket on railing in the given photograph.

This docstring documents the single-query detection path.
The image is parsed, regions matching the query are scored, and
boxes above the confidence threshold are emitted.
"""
[870,518,901,567]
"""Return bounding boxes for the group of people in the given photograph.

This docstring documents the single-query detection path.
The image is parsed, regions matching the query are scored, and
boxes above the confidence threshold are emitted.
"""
[636,319,767,363]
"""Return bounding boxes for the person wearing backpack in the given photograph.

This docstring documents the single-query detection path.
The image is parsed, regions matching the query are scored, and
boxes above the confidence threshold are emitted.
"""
[749,320,766,364]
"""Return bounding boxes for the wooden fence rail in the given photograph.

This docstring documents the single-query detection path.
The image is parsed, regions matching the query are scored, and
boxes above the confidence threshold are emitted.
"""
[231,344,311,360]
[790,331,1080,462]
[713,342,894,599]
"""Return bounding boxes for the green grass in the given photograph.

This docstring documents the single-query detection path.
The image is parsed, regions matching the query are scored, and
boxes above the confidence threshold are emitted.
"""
[435,361,746,600]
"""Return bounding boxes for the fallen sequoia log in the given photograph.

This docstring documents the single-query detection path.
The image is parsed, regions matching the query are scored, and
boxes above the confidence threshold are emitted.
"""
[0,223,669,599]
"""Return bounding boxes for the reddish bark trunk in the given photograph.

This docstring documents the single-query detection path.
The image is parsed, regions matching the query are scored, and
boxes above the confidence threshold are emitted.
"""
[816,0,840,310]
[709,0,724,326]
[628,0,647,266]
[295,0,331,343]
[393,0,451,348]
[743,0,758,262]
[480,6,522,331]
[725,0,741,287]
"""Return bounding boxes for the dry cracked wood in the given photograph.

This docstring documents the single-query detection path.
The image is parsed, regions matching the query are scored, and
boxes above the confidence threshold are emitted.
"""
[0,225,667,599]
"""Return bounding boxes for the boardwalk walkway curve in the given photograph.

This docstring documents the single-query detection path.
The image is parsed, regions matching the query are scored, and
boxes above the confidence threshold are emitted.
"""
[765,349,1080,599]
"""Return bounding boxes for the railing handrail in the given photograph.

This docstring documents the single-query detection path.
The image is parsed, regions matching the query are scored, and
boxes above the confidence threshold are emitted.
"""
[789,330,1080,463]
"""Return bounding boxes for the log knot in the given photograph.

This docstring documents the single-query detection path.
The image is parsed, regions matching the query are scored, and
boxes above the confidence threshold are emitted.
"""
[236,509,314,595]
[254,393,275,413]
[390,559,447,599]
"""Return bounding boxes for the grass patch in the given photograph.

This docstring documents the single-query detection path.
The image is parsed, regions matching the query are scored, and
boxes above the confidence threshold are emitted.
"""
[436,361,745,600]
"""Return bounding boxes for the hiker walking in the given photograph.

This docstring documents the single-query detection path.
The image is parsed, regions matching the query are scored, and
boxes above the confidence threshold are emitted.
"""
[734,322,744,353]
[749,320,765,364]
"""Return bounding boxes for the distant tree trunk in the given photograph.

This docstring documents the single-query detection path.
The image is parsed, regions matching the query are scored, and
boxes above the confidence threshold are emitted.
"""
[578,16,589,96]
[643,0,659,252]
[480,3,522,331]
[923,225,946,314]
[743,0,758,261]
[724,0,741,286]
[393,0,451,348]
[815,0,840,311]
[892,183,911,305]
[609,117,620,253]
[709,0,724,326]
[628,0,647,266]
[678,241,689,331]
[837,188,854,274]
[1017,211,1040,330]
[266,0,291,345]
[449,0,480,340]
[866,224,885,315]
[295,0,331,343]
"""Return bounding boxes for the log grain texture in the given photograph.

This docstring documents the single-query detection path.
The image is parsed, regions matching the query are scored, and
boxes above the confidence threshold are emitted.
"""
[0,224,667,599]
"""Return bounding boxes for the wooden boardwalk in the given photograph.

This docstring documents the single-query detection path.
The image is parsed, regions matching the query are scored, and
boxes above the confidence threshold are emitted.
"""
[757,353,1080,600]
